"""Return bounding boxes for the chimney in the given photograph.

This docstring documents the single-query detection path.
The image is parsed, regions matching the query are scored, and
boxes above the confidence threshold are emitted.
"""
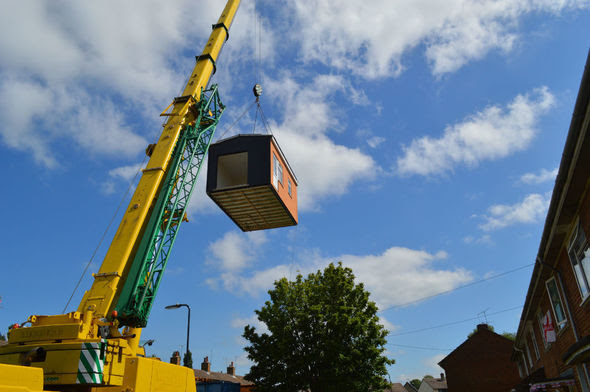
[170,351,181,365]
[227,361,235,376]
[201,356,211,372]
[440,373,445,381]
[477,323,488,332]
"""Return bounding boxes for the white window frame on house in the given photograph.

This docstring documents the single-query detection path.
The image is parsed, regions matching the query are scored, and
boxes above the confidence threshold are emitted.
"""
[529,327,540,360]
[517,357,525,378]
[524,339,534,370]
[568,219,590,300]
[272,153,283,189]
[545,276,568,330]
[520,352,530,376]
[288,178,292,197]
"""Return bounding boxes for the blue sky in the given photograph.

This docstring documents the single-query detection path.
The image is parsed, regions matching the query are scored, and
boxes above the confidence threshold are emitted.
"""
[1,0,589,383]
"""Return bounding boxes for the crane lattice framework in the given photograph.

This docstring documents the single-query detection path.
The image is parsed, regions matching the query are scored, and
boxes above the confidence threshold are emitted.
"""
[116,86,225,327]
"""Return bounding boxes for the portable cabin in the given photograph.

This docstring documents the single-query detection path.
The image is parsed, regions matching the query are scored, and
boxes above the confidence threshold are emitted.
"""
[206,134,298,231]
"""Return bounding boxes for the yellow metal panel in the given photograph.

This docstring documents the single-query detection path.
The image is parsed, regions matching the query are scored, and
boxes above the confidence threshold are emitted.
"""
[118,357,196,392]
[8,324,82,344]
[0,363,44,392]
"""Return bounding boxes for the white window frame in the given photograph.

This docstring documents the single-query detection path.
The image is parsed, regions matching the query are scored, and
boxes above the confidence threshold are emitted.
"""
[520,352,529,376]
[568,219,590,300]
[524,339,534,369]
[272,153,283,189]
[529,328,540,360]
[288,178,292,197]
[545,276,567,330]
[517,358,524,378]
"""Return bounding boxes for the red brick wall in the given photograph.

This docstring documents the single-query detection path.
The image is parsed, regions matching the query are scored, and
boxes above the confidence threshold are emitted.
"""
[440,328,520,392]
[517,182,590,391]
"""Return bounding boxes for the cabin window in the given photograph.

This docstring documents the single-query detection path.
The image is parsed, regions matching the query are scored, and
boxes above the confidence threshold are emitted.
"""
[288,178,292,197]
[273,153,283,189]
[217,152,248,189]
[545,277,567,329]
[568,219,590,299]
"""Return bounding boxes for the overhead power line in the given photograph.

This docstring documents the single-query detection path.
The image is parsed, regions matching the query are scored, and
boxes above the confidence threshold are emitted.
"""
[383,263,534,311]
[389,305,523,337]
[391,343,453,351]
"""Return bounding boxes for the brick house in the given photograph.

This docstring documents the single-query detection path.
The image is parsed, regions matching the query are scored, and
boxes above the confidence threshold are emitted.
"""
[511,50,590,392]
[438,323,520,392]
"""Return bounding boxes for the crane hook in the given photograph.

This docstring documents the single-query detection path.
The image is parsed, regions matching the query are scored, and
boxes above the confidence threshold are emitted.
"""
[253,84,262,101]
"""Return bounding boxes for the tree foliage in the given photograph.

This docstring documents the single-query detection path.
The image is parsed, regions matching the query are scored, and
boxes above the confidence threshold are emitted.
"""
[243,262,393,391]
[0,333,5,341]
[467,324,515,340]
[409,379,421,389]
[183,350,193,368]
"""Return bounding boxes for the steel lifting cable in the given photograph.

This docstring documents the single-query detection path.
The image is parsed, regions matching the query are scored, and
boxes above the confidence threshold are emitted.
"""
[62,155,149,313]
[217,100,257,140]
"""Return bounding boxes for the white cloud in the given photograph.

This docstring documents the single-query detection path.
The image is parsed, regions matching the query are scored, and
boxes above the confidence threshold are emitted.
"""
[231,315,269,335]
[208,239,472,309]
[0,0,264,167]
[288,0,588,78]
[101,162,144,195]
[368,136,386,148]
[463,234,493,245]
[264,75,378,211]
[109,163,145,183]
[397,87,555,177]
[479,192,551,231]
[519,167,558,184]
[0,78,147,168]
[379,315,400,333]
[207,231,268,272]
[423,353,447,375]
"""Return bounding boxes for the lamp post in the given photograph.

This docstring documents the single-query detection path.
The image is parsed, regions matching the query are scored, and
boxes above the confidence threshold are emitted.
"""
[165,303,191,366]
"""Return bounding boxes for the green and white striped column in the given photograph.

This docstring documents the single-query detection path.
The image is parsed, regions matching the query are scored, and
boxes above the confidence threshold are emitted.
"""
[76,340,105,384]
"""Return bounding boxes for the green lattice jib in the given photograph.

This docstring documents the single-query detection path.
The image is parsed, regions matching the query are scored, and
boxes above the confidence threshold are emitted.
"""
[115,85,224,327]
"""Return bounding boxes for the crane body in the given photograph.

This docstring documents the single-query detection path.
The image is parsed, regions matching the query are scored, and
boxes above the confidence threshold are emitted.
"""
[0,1,241,391]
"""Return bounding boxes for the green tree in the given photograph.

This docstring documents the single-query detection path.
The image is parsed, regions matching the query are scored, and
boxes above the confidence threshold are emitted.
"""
[243,262,393,392]
[501,332,516,341]
[183,350,193,368]
[409,379,421,389]
[0,333,5,341]
[467,325,515,341]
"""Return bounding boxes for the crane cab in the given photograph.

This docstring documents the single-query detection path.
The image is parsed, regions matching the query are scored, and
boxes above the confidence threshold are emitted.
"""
[206,134,298,231]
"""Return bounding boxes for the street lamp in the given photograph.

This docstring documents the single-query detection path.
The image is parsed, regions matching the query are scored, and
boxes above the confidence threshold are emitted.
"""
[165,303,191,367]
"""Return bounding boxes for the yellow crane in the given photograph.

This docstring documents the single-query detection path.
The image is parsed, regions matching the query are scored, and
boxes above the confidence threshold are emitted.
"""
[0,1,240,391]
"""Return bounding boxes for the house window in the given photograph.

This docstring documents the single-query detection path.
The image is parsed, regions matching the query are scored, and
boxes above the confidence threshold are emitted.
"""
[273,154,283,189]
[568,219,590,299]
[516,358,526,378]
[288,178,292,197]
[530,329,540,360]
[546,277,567,329]
[524,340,534,369]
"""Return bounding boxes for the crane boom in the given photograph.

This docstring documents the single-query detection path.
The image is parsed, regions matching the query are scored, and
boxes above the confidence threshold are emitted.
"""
[0,1,242,389]
[76,0,240,321]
